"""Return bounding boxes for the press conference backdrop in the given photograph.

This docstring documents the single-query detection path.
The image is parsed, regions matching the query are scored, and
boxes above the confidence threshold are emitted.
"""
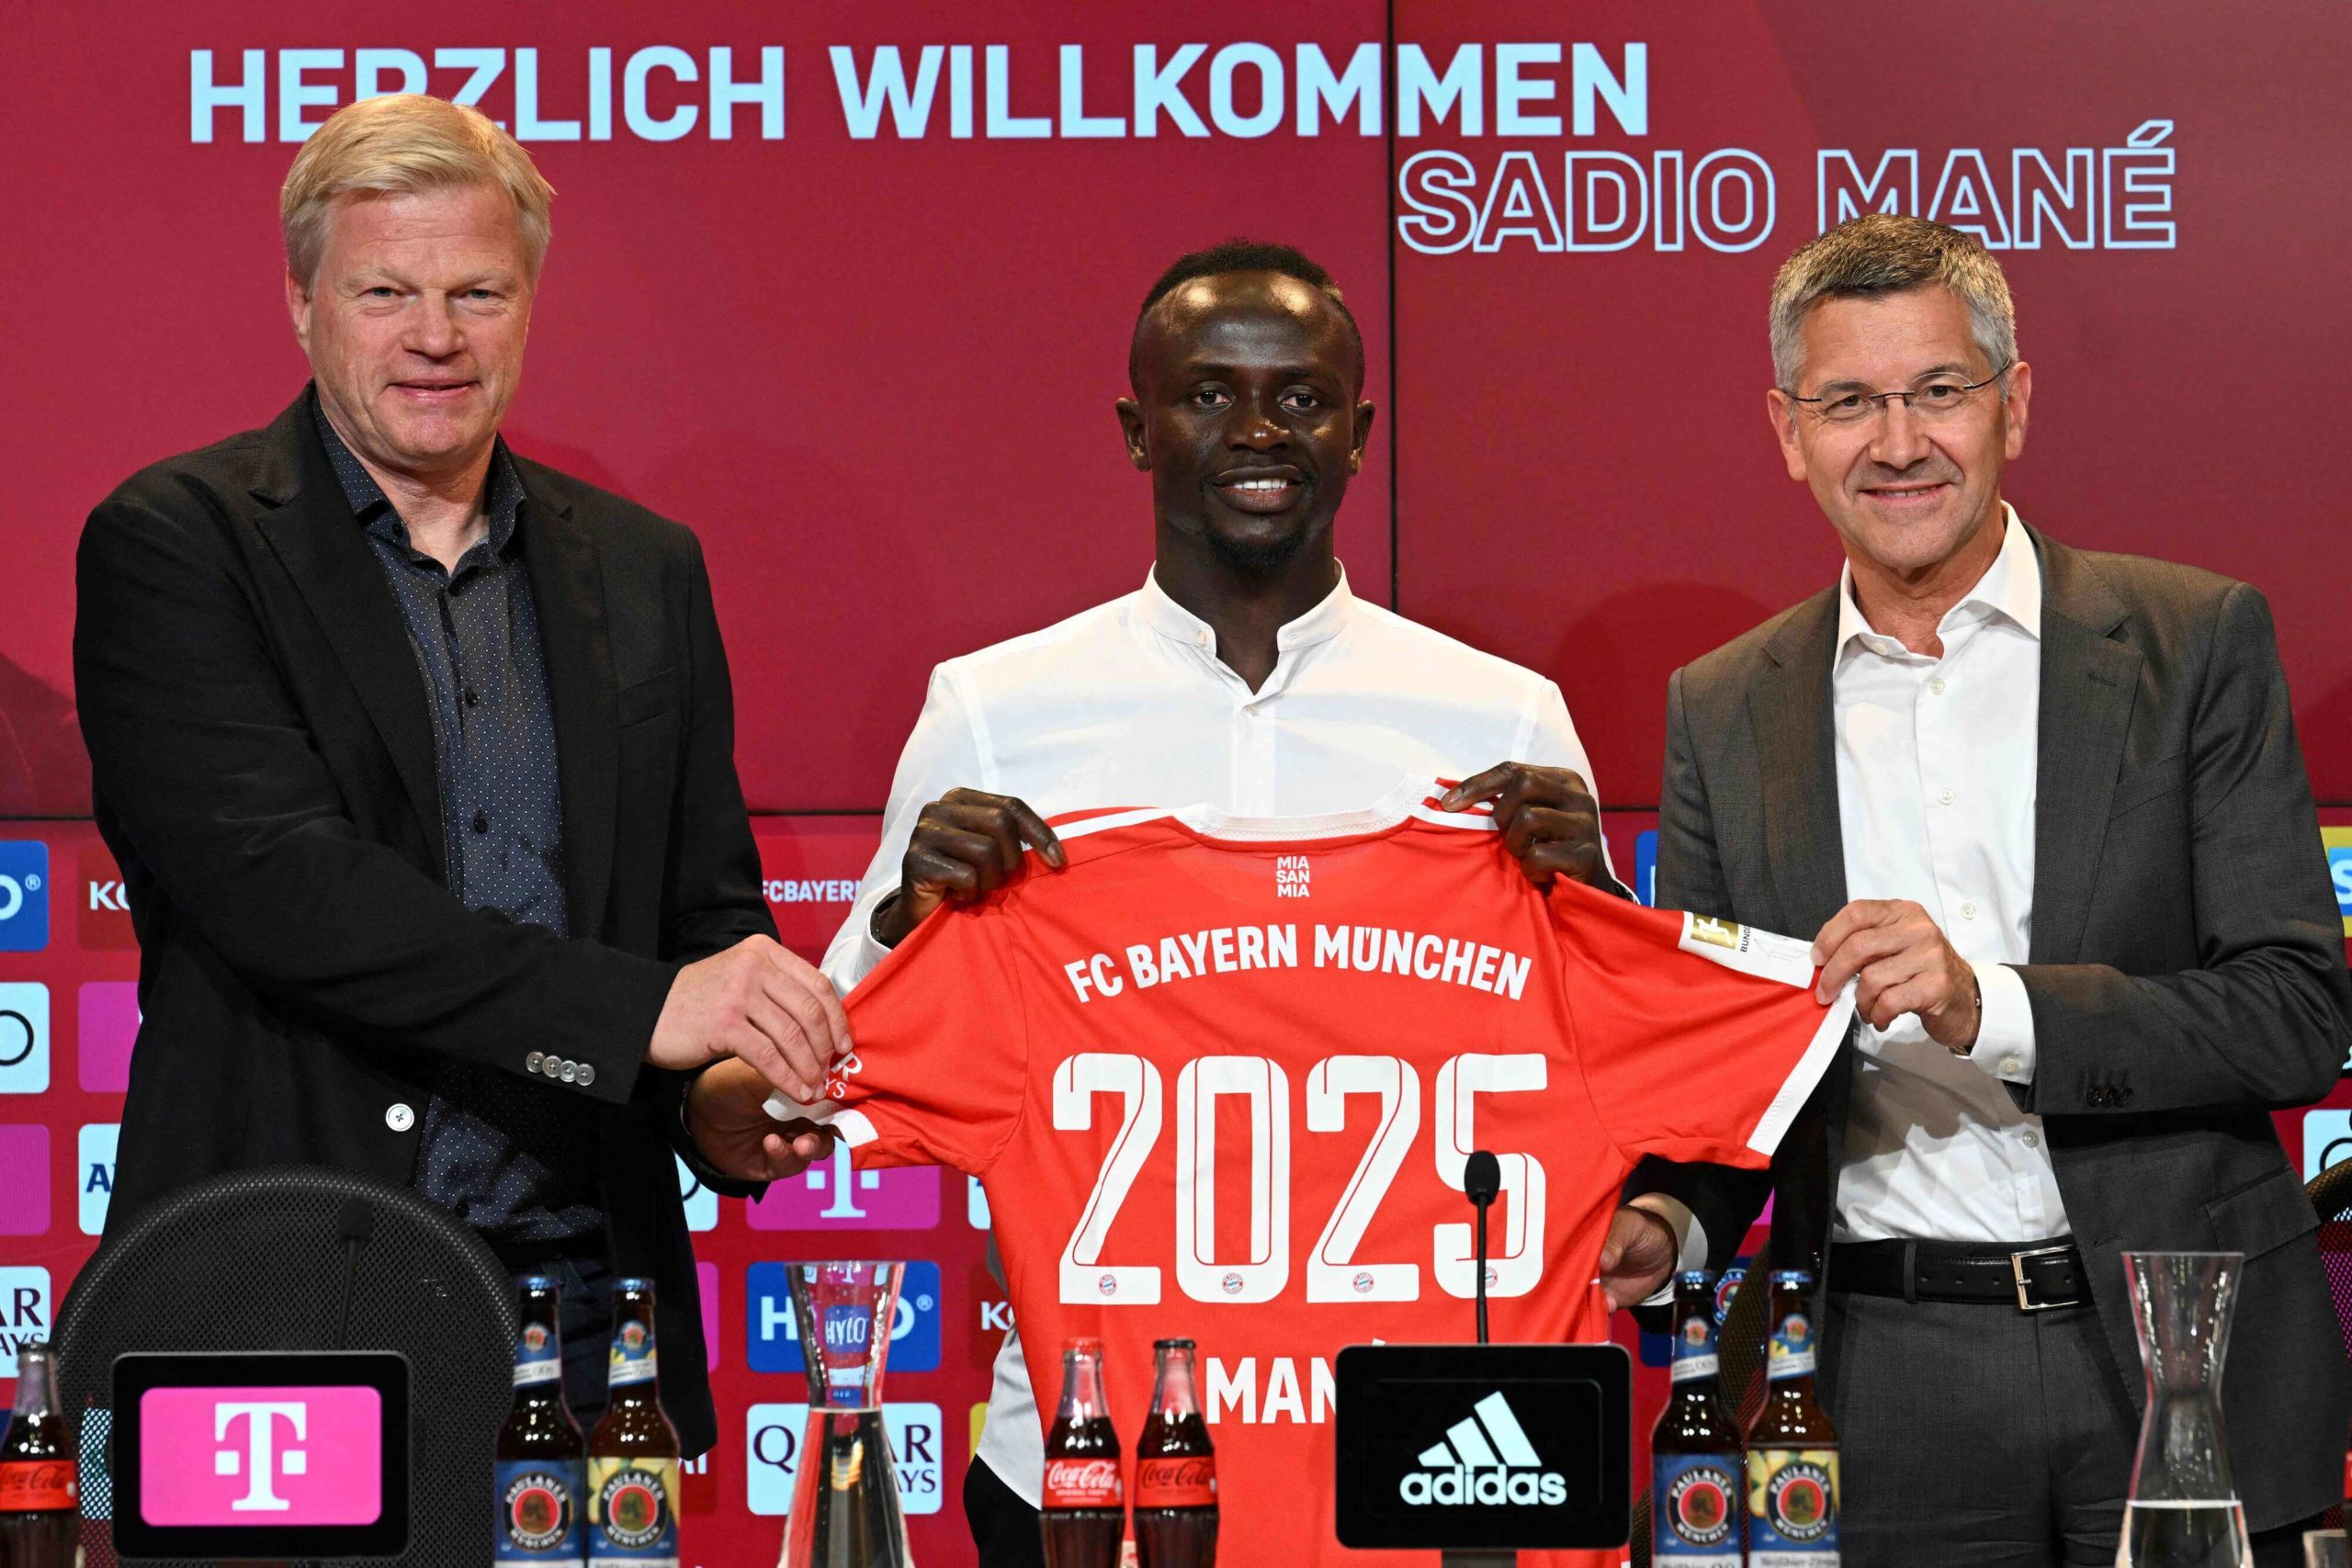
[4,3,2351,1562]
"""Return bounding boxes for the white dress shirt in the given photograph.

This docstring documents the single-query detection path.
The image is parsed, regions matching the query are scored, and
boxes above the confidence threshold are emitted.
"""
[821,565,1628,1504]
[1829,508,2071,1245]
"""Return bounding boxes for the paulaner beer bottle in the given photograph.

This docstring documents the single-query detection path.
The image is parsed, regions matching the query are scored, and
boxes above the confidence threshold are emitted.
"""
[496,1277,587,1562]
[1745,1269,1840,1567]
[587,1280,680,1568]
[0,1341,77,1568]
[1039,1338,1125,1568]
[1132,1338,1217,1567]
[1652,1271,1741,1568]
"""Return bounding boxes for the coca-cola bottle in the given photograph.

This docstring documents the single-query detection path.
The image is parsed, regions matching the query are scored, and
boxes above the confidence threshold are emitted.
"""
[1132,1338,1216,1567]
[1039,1338,1125,1568]
[0,1341,79,1568]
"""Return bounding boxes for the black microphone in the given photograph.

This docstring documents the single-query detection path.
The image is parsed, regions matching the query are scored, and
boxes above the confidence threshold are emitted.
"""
[1464,1150,1501,1346]
[334,1196,374,1349]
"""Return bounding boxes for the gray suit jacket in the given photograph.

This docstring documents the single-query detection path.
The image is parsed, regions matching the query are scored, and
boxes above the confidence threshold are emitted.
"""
[1638,523,2352,1527]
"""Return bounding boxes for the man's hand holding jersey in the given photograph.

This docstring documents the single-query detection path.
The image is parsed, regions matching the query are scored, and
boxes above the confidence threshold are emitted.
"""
[1441,763,1628,897]
[687,1055,834,1180]
[654,936,849,1182]
[870,786,1069,947]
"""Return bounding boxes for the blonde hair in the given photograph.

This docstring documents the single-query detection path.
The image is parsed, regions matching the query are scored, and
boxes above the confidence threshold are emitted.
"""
[1768,214,2016,391]
[280,95,554,286]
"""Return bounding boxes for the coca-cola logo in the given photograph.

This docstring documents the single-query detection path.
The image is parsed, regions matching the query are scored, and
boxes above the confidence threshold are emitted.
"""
[1042,1457,1122,1508]
[1047,1460,1118,1486]
[1133,1454,1217,1506]
[0,1459,80,1511]
[1136,1458,1214,1488]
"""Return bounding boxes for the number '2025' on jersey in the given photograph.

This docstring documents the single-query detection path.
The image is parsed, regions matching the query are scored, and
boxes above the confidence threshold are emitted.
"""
[801,777,1855,1568]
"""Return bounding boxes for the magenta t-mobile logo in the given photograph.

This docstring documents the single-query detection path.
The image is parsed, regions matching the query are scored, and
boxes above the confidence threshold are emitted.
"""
[215,1401,307,1510]
[141,1386,381,1525]
[745,1143,939,1231]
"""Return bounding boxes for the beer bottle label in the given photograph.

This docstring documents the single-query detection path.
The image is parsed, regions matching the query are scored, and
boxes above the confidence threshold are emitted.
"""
[1134,1454,1216,1508]
[1745,1448,1839,1567]
[606,1321,658,1389]
[494,1459,584,1559]
[1713,1265,1747,1326]
[0,1458,78,1511]
[1767,1308,1816,1380]
[1651,1453,1741,1566]
[515,1319,563,1388]
[586,1456,677,1565]
[1041,1456,1124,1509]
[1670,1309,1721,1383]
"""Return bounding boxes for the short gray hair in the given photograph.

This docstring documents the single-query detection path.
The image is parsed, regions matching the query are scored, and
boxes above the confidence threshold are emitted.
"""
[1769,214,2017,391]
[281,95,554,287]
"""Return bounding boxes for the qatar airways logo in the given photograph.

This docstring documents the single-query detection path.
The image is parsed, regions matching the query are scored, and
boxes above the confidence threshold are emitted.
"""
[140,1386,382,1526]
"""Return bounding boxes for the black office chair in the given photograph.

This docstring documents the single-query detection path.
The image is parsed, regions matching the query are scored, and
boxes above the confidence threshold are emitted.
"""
[2308,1156,2352,1532]
[51,1166,517,1567]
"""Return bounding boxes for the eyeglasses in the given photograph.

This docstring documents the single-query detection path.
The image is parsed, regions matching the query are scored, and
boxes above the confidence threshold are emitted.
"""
[1784,363,2012,424]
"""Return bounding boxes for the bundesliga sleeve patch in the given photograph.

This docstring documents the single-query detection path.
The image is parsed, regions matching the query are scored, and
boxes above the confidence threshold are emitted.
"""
[1675,913,1815,988]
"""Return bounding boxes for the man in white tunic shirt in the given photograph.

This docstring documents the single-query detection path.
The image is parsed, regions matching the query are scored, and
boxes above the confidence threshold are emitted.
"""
[1629,215,2351,1566]
[815,242,1673,1565]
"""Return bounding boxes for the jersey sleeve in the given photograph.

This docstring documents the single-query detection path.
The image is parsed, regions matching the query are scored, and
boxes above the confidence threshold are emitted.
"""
[794,898,1032,1177]
[1550,880,1854,1168]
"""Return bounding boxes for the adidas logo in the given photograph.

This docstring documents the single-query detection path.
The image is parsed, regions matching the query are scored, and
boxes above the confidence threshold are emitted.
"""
[1396,1392,1567,1507]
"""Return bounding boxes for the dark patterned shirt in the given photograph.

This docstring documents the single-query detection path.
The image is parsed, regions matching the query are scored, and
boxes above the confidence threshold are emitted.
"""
[312,394,604,1250]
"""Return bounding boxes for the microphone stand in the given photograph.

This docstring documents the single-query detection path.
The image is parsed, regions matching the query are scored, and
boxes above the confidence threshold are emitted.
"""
[1444,1153,1513,1568]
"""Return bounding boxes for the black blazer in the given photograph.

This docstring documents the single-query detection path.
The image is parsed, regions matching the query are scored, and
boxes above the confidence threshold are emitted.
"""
[73,391,772,1455]
[1636,525,2352,1529]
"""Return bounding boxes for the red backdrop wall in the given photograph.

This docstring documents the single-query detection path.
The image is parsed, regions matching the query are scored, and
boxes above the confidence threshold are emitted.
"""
[4,4,2349,1563]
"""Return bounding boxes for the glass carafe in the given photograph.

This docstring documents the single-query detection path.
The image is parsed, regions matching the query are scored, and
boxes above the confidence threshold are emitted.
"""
[777,1260,916,1568]
[2117,1251,2249,1568]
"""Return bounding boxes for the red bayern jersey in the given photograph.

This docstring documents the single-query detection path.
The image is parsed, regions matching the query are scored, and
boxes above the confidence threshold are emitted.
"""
[806,778,1853,1567]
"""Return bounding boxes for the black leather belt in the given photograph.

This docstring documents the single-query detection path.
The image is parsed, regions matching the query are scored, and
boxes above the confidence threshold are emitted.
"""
[1829,1237,2087,1311]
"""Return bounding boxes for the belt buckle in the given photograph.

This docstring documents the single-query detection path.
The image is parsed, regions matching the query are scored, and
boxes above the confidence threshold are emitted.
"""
[2010,1244,2078,1312]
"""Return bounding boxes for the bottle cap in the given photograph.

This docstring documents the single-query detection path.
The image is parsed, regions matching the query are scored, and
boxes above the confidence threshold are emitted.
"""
[518,1274,556,1290]
[616,1276,654,1292]
[1152,1338,1195,1351]
[1678,1269,1712,1287]
[1770,1269,1813,1287]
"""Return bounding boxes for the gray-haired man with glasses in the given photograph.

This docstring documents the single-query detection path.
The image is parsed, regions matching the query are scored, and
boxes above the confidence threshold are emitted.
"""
[1623,214,2351,1565]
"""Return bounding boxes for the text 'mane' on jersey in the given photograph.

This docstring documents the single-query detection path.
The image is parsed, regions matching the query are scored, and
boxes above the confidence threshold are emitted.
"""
[770,775,1855,1568]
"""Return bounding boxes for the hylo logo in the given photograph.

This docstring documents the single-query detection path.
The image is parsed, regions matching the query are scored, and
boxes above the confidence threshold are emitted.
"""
[1276,855,1311,898]
[0,842,48,952]
[1396,1392,1567,1508]
[746,1261,940,1374]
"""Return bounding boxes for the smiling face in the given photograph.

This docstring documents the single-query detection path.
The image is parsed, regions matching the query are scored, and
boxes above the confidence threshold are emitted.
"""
[1767,285,2030,584]
[286,182,534,483]
[1117,271,1374,572]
